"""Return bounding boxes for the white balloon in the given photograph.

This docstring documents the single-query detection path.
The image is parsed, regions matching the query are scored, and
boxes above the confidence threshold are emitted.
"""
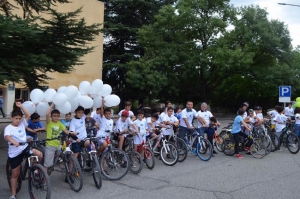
[101,84,112,97]
[91,79,103,94]
[44,88,57,102]
[79,81,91,95]
[69,98,79,112]
[63,85,79,100]
[56,101,72,114]
[93,96,102,108]
[104,95,120,107]
[30,89,44,104]
[23,101,36,115]
[36,102,50,117]
[90,93,97,98]
[57,86,66,93]
[53,93,67,106]
[77,95,93,109]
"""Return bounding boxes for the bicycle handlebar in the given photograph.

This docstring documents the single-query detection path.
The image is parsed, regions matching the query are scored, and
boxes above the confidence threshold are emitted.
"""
[9,136,61,146]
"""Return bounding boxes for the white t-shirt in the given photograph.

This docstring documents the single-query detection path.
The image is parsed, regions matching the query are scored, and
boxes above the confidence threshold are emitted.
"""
[268,110,278,124]
[285,107,294,117]
[91,110,97,118]
[179,108,197,128]
[146,117,159,131]
[69,117,87,142]
[243,112,247,119]
[163,114,178,135]
[4,119,28,158]
[295,113,300,125]
[114,118,133,133]
[97,116,113,138]
[93,113,102,125]
[133,119,148,136]
[274,114,287,133]
[247,116,256,124]
[197,110,213,127]
[256,113,263,120]
[118,109,134,118]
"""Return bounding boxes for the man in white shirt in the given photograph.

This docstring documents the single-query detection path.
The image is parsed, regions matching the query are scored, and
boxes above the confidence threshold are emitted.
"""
[178,101,198,139]
[285,103,294,119]
[117,101,134,119]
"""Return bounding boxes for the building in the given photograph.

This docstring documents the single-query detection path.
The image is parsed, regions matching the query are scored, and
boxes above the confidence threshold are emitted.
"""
[0,0,104,115]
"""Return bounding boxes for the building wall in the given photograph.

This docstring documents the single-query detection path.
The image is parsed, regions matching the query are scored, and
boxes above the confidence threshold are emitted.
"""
[0,0,104,115]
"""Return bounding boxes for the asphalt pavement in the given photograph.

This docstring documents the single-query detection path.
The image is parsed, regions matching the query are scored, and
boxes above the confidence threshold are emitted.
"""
[1,115,300,199]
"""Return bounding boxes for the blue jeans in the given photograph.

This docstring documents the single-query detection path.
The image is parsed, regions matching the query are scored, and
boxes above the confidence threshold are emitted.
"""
[294,124,300,137]
[0,107,5,117]
[178,126,195,139]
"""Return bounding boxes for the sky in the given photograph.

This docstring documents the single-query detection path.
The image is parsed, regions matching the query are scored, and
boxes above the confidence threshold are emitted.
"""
[230,0,300,47]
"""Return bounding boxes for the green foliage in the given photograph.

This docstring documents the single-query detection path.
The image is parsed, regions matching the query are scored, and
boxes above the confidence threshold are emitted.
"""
[0,7,101,90]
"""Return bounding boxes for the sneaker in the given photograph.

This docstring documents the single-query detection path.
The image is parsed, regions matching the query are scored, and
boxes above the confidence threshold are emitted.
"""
[9,195,16,199]
[277,148,282,151]
[244,147,250,151]
[246,151,251,155]
[236,154,243,159]
[213,150,218,154]
[291,144,296,148]
[191,149,197,156]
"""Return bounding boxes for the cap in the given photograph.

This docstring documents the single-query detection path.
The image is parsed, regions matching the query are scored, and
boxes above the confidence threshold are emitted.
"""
[121,110,129,117]
[242,102,249,107]
[253,106,261,111]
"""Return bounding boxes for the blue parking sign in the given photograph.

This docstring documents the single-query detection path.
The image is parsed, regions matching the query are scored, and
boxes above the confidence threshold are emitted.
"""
[279,86,291,97]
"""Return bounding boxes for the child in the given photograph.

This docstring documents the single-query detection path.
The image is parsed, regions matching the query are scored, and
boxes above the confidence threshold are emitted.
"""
[26,113,46,140]
[85,110,97,137]
[132,110,147,155]
[5,102,42,199]
[231,108,252,159]
[44,103,72,172]
[69,106,94,159]
[274,106,289,151]
[163,107,179,138]
[114,110,139,150]
[206,117,219,156]
[96,98,114,158]
[61,112,72,130]
[93,108,102,126]
[294,107,300,137]
[146,113,160,138]
[267,106,279,131]
[174,105,183,120]
[243,109,259,136]
[117,101,134,119]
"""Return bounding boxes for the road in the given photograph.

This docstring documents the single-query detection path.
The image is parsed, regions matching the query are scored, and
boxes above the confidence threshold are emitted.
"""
[1,116,300,199]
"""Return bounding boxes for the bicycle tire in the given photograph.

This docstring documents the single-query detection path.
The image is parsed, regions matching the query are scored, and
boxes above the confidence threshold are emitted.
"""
[219,130,232,139]
[175,138,188,162]
[160,142,179,166]
[250,138,266,159]
[269,133,279,152]
[99,148,129,181]
[196,139,213,161]
[33,145,45,165]
[286,133,300,154]
[128,151,143,174]
[6,158,23,194]
[144,147,155,170]
[215,136,225,152]
[91,154,102,189]
[223,139,235,156]
[28,163,51,199]
[66,155,83,192]
[261,134,272,154]
[77,151,85,170]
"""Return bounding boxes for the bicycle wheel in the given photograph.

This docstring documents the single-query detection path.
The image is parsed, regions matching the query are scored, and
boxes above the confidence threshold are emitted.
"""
[261,134,271,154]
[6,158,23,194]
[28,163,51,199]
[65,155,83,192]
[160,142,178,166]
[144,147,155,170]
[250,138,266,159]
[223,139,235,156]
[77,152,85,170]
[128,151,143,174]
[91,154,102,189]
[196,139,213,161]
[215,136,225,152]
[219,130,232,139]
[99,148,129,181]
[269,133,279,152]
[286,133,300,154]
[175,138,188,162]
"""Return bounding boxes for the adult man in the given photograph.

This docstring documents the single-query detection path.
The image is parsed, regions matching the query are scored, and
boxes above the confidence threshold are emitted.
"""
[0,95,6,118]
[197,102,220,155]
[178,101,197,140]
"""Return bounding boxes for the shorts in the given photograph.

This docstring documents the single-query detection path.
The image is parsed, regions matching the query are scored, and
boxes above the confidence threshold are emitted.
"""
[97,138,106,147]
[26,135,36,140]
[146,132,154,140]
[271,124,275,129]
[9,145,30,170]
[71,142,83,154]
[133,134,144,145]
[44,145,60,167]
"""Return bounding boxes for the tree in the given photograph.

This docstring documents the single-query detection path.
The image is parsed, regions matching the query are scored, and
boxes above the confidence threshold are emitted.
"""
[0,2,101,90]
[100,0,175,107]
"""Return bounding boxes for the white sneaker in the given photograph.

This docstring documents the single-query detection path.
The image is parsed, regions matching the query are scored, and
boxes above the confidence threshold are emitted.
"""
[291,144,296,148]
[9,195,16,199]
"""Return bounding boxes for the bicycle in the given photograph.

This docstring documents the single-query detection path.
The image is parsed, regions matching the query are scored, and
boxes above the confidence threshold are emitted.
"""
[6,140,51,199]
[182,128,213,161]
[146,127,179,166]
[47,136,83,192]
[77,135,102,189]
[166,128,188,162]
[278,121,300,154]
[212,132,225,152]
[98,131,130,181]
